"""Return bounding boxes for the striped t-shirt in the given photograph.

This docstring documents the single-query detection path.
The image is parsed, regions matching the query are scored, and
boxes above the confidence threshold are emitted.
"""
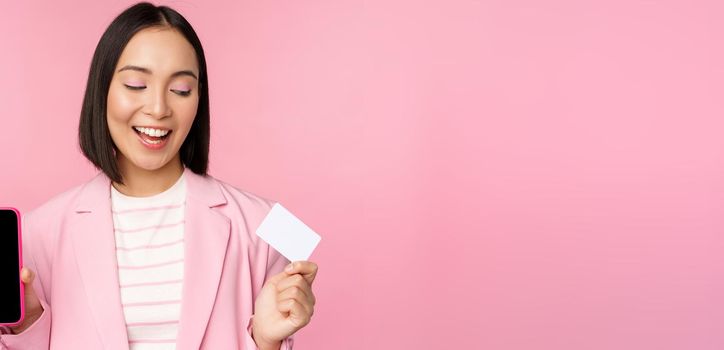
[111,174,186,350]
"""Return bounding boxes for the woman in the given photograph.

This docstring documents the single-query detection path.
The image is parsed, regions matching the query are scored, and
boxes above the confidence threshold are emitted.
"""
[0,3,317,349]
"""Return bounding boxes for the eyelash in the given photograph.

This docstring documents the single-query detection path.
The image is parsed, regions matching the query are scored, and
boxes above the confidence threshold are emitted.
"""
[172,89,192,96]
[123,84,192,96]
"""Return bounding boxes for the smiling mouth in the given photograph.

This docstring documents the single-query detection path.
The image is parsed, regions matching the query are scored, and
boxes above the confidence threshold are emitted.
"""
[133,126,172,145]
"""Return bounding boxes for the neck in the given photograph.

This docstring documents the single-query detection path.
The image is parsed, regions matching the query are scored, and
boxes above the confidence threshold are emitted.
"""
[112,155,184,197]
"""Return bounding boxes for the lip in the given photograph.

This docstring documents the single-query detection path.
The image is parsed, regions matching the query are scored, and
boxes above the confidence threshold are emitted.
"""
[133,126,172,150]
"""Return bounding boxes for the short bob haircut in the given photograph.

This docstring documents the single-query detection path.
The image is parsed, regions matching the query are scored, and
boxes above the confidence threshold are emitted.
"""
[79,2,209,184]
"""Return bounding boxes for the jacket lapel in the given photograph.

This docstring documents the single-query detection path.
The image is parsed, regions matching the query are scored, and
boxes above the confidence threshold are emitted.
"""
[176,168,230,350]
[71,169,230,349]
[71,173,129,350]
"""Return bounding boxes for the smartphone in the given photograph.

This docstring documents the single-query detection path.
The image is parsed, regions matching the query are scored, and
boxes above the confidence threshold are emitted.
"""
[0,208,24,326]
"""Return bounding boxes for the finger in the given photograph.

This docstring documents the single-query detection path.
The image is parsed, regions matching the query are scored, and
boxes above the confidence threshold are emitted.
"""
[261,261,319,290]
[277,299,312,328]
[8,267,44,335]
[277,299,314,315]
[21,267,38,300]
[275,274,311,296]
[264,270,289,286]
[276,284,315,307]
[19,267,42,314]
[20,267,34,284]
[284,261,318,285]
[277,295,314,320]
[20,267,40,305]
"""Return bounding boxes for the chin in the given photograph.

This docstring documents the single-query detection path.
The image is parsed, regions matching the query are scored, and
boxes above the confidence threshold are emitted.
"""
[130,156,174,172]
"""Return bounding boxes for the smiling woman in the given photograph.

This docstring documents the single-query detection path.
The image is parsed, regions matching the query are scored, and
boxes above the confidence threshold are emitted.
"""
[0,2,318,350]
[105,27,201,196]
[78,3,210,196]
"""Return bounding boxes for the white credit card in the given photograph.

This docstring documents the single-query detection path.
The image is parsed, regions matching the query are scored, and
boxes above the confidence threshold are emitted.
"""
[256,203,321,262]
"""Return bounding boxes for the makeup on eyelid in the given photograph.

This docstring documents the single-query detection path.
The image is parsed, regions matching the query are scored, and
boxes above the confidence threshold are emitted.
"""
[123,81,190,90]
[122,86,191,96]
[124,81,145,88]
[171,85,191,92]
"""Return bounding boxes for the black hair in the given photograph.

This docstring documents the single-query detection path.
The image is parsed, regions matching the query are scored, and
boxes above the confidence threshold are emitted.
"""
[79,2,209,184]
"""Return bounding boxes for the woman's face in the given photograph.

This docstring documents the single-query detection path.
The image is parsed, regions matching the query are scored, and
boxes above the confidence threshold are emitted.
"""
[107,26,200,176]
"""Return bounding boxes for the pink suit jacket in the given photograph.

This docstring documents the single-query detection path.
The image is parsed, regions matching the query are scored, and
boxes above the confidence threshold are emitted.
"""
[0,168,294,350]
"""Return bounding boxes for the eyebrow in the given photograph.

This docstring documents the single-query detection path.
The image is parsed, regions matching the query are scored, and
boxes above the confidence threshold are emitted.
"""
[117,65,198,80]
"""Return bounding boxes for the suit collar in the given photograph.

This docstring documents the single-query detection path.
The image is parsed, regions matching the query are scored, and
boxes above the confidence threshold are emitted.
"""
[74,167,227,213]
[71,168,230,349]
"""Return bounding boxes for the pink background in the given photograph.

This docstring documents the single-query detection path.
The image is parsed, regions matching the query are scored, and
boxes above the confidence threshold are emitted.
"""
[1,1,723,349]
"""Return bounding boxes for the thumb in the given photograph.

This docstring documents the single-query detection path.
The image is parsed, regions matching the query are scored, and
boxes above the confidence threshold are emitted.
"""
[264,269,289,287]
[21,267,35,288]
[10,268,43,334]
[20,267,40,307]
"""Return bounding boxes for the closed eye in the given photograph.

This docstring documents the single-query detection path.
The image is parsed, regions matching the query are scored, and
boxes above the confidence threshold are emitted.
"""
[124,84,146,90]
[171,89,192,97]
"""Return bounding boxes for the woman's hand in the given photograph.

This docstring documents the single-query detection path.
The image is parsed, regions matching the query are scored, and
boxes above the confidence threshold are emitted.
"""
[251,261,318,350]
[9,267,44,334]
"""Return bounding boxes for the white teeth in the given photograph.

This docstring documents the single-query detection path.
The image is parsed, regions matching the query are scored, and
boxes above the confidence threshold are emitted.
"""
[134,126,170,137]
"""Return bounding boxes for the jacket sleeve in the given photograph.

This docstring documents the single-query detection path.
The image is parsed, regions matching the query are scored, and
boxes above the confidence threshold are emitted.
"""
[244,316,295,350]
[0,211,53,349]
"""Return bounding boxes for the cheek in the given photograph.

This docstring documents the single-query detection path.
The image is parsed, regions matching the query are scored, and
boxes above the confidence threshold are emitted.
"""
[107,87,138,123]
[176,99,199,132]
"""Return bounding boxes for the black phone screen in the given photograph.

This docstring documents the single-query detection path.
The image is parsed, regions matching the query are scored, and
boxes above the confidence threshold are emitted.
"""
[0,209,22,324]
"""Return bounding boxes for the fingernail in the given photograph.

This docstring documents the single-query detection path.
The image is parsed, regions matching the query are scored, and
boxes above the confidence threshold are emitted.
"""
[285,263,294,272]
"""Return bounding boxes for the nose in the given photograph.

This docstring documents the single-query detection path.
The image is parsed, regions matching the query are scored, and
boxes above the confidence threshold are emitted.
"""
[142,86,171,119]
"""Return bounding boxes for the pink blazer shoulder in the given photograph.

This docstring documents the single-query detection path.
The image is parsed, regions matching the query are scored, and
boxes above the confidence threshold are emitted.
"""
[0,168,294,350]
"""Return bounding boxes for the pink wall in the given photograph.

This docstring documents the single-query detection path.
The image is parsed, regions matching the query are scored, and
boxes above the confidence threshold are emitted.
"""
[2,1,723,349]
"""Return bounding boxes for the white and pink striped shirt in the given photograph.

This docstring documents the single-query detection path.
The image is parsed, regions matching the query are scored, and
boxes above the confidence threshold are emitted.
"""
[111,174,187,350]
